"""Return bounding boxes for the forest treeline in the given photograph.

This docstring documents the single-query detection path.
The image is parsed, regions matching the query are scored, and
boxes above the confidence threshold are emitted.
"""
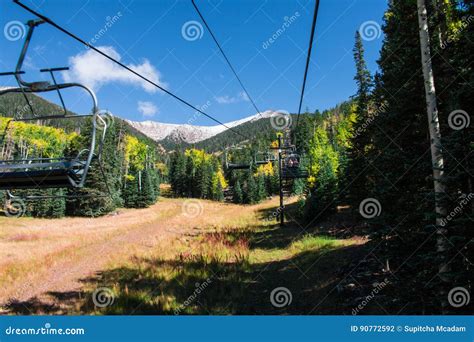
[291,0,472,314]
[0,109,162,217]
[169,149,226,201]
[169,147,280,204]
[0,0,471,314]
[166,0,473,313]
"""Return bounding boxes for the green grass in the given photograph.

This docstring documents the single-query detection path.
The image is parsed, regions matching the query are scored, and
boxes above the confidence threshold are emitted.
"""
[77,225,358,315]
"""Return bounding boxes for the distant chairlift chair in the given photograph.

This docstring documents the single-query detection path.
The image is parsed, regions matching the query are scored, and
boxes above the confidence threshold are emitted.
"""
[254,151,276,165]
[282,152,309,179]
[224,147,252,171]
[0,20,109,198]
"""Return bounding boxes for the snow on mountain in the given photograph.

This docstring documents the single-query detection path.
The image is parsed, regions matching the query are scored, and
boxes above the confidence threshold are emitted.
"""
[126,110,275,144]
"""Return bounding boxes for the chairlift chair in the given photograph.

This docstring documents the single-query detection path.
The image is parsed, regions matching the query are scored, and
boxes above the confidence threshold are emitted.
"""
[224,147,251,171]
[282,152,309,179]
[0,20,109,198]
[254,151,276,165]
[285,153,300,168]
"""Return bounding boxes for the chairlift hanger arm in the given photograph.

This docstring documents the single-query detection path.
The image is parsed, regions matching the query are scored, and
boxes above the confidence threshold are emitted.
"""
[14,19,45,88]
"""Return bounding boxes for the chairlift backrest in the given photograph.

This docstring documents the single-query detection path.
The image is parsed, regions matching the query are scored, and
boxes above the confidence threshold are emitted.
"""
[224,146,251,171]
[0,20,109,194]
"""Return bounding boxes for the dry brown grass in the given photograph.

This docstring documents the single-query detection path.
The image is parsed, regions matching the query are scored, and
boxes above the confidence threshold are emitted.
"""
[0,195,289,311]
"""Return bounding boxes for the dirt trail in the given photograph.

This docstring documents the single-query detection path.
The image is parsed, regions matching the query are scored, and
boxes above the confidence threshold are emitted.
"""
[0,197,276,313]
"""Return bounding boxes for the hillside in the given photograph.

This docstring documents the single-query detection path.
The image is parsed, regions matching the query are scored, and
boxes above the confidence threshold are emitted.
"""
[0,92,164,218]
[159,116,290,152]
[0,92,163,151]
[126,110,276,145]
[0,92,281,154]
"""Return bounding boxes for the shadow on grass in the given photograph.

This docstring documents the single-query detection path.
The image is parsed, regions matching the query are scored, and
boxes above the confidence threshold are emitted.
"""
[4,202,390,315]
[257,199,374,240]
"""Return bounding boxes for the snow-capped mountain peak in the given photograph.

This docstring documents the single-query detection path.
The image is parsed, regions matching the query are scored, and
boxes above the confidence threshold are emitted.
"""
[126,110,275,143]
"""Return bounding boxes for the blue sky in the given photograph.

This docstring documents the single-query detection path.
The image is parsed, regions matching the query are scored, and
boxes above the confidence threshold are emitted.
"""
[0,0,388,125]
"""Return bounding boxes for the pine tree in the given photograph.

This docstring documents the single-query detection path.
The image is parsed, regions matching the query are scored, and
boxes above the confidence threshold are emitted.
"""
[66,118,117,217]
[170,152,187,197]
[305,125,340,219]
[140,168,157,206]
[185,154,196,197]
[233,180,243,204]
[28,189,65,218]
[347,31,373,208]
[196,161,210,198]
[244,174,258,204]
[151,169,161,198]
[210,173,224,201]
[123,170,140,208]
[257,174,267,201]
[356,0,447,312]
[49,189,66,218]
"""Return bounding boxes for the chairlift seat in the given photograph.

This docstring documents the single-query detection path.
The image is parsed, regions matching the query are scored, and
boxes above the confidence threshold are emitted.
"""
[227,163,251,170]
[282,168,309,179]
[30,81,51,91]
[0,159,84,189]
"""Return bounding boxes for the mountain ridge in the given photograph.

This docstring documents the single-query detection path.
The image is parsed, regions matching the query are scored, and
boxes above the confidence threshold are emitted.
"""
[126,110,277,144]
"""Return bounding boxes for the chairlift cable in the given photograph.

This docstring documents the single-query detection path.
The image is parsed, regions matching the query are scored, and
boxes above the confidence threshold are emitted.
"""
[191,0,263,117]
[295,0,321,134]
[13,0,249,140]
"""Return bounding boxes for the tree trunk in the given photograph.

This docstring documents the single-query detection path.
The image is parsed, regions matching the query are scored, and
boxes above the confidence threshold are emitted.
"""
[435,0,448,48]
[417,0,450,312]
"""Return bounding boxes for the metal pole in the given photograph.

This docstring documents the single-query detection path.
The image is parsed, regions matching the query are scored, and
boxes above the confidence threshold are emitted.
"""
[278,134,284,226]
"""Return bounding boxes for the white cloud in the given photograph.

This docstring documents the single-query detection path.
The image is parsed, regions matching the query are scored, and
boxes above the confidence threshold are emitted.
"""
[215,95,236,104]
[62,46,165,93]
[23,56,37,70]
[239,91,250,102]
[137,101,158,117]
[215,91,250,104]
